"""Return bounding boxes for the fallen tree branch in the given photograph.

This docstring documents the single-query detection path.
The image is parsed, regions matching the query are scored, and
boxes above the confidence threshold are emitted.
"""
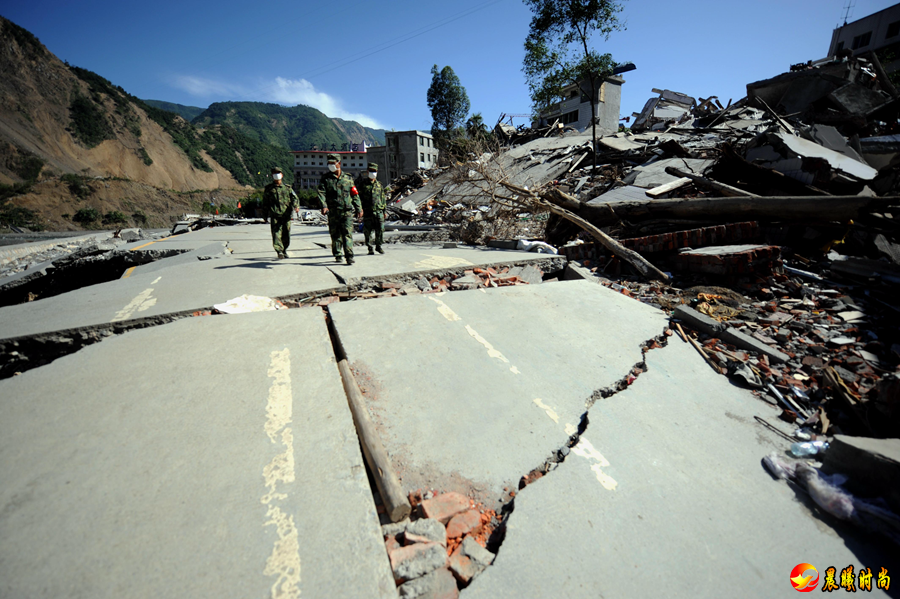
[498,181,670,281]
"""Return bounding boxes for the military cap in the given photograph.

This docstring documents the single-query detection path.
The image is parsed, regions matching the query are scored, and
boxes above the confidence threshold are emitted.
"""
[368,163,378,172]
[271,166,283,174]
[327,154,341,163]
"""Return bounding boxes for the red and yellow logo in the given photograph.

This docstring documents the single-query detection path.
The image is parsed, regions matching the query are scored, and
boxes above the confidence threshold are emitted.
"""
[791,563,820,592]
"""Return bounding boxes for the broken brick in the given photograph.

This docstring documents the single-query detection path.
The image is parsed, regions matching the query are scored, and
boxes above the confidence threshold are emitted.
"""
[398,567,459,599]
[420,492,470,524]
[389,541,448,583]
[448,537,496,586]
[446,509,482,539]
[385,534,401,554]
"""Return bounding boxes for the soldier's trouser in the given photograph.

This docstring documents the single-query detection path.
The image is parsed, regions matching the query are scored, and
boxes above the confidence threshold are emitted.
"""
[270,214,292,253]
[328,210,355,258]
[363,212,384,249]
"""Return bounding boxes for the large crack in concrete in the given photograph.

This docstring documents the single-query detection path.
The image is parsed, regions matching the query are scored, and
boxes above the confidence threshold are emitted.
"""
[481,324,674,557]
[0,258,567,380]
[0,247,192,307]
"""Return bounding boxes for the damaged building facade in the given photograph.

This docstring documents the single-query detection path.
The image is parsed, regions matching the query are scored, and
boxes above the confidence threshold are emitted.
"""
[829,2,900,70]
[366,130,440,186]
[536,74,624,134]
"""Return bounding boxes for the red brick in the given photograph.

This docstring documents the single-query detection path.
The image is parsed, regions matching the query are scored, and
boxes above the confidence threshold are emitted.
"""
[421,492,470,524]
[446,509,483,539]
[385,534,401,553]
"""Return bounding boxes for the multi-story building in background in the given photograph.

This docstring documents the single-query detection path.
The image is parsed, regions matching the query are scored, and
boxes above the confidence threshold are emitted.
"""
[291,143,369,191]
[828,3,900,72]
[365,130,439,187]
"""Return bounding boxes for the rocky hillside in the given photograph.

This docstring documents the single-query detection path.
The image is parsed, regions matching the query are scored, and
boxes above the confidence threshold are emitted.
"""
[193,102,386,150]
[0,17,305,230]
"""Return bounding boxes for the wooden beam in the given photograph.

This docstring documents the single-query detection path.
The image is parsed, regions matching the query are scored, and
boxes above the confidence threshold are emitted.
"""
[337,359,411,523]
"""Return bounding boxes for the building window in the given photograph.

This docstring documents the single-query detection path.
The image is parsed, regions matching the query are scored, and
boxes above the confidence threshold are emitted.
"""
[852,31,872,49]
[561,110,579,125]
[420,138,424,146]
[888,21,900,39]
[420,152,425,162]
[390,154,396,163]
[836,41,844,52]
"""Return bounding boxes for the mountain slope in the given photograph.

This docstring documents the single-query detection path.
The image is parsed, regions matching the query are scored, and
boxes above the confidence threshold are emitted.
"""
[142,99,205,122]
[192,102,386,150]
[0,16,307,230]
[0,17,241,191]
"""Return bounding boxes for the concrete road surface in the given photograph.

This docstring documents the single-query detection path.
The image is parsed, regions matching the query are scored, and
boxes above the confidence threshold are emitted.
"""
[0,309,396,598]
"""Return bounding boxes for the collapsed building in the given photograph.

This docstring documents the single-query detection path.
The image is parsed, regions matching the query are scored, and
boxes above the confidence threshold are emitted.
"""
[377,52,900,453]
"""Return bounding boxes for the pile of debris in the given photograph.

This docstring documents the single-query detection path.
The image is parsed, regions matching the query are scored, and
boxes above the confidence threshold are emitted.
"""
[380,491,499,597]
[373,53,900,443]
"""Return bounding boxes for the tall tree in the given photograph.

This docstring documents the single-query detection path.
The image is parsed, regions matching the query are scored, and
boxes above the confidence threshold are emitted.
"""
[522,0,625,173]
[426,65,471,144]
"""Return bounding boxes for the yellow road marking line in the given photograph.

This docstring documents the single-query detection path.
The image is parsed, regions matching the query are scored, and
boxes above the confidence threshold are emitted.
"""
[121,266,136,279]
[129,236,172,252]
[262,348,301,597]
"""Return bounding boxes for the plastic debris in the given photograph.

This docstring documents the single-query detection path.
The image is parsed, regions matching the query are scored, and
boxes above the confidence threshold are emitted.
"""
[213,294,287,314]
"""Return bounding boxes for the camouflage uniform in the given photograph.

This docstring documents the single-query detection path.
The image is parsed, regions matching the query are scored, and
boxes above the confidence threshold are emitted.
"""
[262,173,299,257]
[355,164,387,254]
[317,157,361,262]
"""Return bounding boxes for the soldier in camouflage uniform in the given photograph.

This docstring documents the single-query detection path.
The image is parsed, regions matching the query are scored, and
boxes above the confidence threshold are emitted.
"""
[317,154,362,264]
[262,167,299,259]
[355,162,387,255]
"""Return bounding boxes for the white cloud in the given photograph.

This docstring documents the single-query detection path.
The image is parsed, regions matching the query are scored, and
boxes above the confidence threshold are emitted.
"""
[270,77,385,129]
[169,74,386,129]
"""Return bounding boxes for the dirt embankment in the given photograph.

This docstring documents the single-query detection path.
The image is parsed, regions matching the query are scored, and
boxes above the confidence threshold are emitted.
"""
[9,178,250,231]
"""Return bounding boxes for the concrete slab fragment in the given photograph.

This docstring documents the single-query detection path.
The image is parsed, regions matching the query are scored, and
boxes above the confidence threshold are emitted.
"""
[630,158,716,189]
[0,309,396,598]
[465,339,891,598]
[328,281,667,506]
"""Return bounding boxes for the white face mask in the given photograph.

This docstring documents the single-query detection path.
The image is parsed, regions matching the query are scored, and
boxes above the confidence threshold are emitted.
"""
[328,164,338,172]
[368,171,377,179]
[273,173,283,181]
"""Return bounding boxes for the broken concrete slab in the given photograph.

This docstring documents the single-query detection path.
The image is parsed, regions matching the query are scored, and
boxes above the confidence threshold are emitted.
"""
[673,304,789,364]
[822,435,900,514]
[585,185,648,205]
[675,244,782,276]
[0,226,563,340]
[0,309,396,598]
[627,158,716,189]
[805,124,866,163]
[464,340,891,598]
[328,281,668,507]
[769,131,878,181]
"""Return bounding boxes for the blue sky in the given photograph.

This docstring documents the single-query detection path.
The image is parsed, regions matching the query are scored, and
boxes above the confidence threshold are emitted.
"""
[2,0,897,137]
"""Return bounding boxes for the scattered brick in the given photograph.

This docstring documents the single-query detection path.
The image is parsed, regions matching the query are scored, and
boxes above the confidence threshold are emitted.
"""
[446,509,482,539]
[389,541,448,584]
[420,492,470,524]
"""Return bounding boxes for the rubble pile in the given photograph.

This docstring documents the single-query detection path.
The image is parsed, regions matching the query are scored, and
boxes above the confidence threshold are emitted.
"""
[290,264,551,308]
[380,491,501,597]
[566,253,899,439]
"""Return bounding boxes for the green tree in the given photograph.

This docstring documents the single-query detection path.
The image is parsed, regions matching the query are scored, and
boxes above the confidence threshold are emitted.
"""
[427,65,471,144]
[522,0,625,173]
[466,112,489,140]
